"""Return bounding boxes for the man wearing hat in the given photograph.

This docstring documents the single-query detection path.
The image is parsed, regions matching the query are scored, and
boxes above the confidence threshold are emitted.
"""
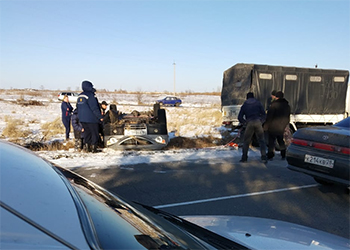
[266,90,277,111]
[264,91,291,160]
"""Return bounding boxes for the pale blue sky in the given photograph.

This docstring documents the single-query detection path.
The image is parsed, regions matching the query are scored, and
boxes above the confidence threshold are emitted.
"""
[1,0,349,92]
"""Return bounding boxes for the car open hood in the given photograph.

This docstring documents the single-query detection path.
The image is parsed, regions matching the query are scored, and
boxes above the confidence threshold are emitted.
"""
[181,215,350,250]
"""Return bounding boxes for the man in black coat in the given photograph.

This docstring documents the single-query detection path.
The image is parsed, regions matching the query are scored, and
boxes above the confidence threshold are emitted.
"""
[263,91,291,160]
[238,92,267,163]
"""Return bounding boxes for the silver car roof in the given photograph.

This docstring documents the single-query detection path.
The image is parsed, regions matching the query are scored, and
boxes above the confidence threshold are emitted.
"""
[0,141,90,249]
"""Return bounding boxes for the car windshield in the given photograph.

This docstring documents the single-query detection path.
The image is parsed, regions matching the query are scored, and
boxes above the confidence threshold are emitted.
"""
[56,166,246,250]
[334,117,350,128]
[56,168,201,249]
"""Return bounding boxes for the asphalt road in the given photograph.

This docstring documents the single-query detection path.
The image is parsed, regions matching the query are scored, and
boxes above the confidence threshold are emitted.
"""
[72,154,350,240]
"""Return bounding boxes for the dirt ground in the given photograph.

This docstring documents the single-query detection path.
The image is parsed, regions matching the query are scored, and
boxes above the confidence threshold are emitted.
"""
[164,135,236,149]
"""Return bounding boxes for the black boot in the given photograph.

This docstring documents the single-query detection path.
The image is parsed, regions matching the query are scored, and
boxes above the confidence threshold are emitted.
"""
[84,144,92,153]
[281,149,286,159]
[92,145,101,153]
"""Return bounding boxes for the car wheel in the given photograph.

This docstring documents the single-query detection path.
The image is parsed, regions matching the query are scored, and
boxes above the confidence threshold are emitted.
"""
[175,103,180,107]
[314,177,334,186]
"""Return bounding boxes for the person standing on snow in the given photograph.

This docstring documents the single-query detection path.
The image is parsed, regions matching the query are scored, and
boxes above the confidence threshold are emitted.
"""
[77,80,103,153]
[61,95,73,141]
[264,91,291,160]
[238,92,267,163]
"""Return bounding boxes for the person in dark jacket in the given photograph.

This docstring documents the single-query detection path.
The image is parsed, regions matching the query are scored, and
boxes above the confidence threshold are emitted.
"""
[77,80,103,153]
[263,91,291,160]
[98,101,108,147]
[71,108,84,151]
[100,101,108,116]
[61,95,73,141]
[238,92,267,163]
[266,90,277,111]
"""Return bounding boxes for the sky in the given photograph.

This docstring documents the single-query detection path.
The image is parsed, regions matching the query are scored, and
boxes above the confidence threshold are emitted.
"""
[1,0,349,93]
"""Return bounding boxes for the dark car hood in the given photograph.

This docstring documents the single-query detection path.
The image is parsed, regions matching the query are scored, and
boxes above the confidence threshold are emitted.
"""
[181,215,350,250]
[293,126,350,148]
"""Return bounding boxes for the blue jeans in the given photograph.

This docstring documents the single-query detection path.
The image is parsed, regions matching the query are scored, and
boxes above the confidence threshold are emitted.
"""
[241,120,267,161]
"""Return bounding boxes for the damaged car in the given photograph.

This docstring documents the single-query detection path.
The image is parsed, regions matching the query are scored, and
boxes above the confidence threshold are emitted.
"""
[103,103,168,150]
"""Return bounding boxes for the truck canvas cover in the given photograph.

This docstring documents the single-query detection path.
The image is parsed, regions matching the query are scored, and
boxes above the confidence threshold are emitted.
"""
[221,63,349,114]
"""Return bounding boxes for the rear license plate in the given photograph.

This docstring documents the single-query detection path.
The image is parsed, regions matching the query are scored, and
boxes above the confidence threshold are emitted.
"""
[304,154,334,168]
[124,129,147,136]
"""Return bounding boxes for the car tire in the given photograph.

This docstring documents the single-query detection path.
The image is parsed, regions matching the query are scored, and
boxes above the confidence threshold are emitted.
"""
[175,103,180,107]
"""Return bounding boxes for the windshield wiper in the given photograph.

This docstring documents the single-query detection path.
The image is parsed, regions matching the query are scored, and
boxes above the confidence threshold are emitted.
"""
[136,203,250,250]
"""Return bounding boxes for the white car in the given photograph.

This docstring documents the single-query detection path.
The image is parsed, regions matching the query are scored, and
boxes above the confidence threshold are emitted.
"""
[1,140,349,249]
[57,92,79,103]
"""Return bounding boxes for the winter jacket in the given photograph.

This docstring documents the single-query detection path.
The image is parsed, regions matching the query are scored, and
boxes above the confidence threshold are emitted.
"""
[238,98,266,125]
[61,101,73,120]
[264,98,291,135]
[77,81,103,123]
[72,109,83,132]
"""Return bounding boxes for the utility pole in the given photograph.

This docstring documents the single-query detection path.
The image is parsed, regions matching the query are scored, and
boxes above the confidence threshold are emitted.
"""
[173,61,176,96]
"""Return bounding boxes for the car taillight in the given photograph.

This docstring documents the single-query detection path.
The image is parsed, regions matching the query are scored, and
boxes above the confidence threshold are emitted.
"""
[291,138,350,155]
[340,147,350,155]
[313,142,334,151]
[291,138,308,146]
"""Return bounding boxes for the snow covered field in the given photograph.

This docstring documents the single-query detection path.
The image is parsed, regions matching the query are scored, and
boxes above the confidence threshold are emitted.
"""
[0,90,260,169]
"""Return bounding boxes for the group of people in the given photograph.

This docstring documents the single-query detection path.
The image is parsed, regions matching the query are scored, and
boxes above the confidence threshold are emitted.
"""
[62,83,290,158]
[61,80,108,153]
[238,90,291,163]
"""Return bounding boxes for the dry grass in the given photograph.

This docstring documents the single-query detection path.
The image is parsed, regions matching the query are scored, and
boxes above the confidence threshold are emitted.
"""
[2,116,31,139]
[41,117,64,141]
[166,108,222,137]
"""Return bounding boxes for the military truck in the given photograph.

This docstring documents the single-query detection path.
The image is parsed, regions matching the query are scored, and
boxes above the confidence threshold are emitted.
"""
[221,63,350,132]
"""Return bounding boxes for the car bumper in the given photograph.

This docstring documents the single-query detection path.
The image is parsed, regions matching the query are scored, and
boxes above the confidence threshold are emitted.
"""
[286,144,350,186]
[105,134,169,150]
